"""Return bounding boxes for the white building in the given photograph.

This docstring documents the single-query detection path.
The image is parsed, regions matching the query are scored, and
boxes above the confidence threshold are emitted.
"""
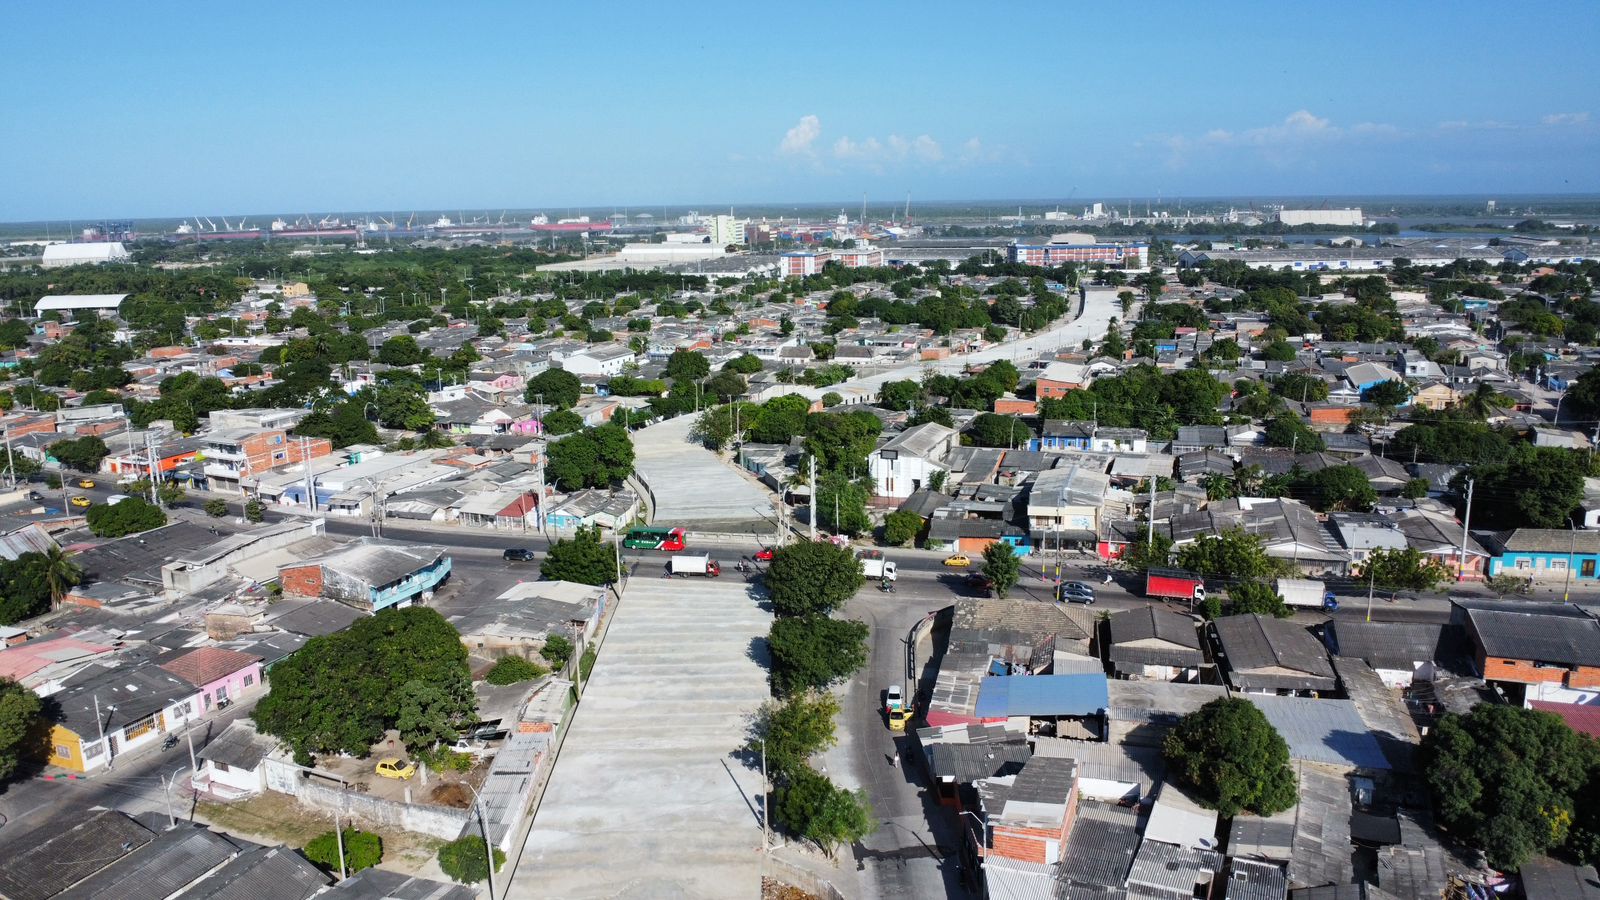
[555,343,635,377]
[194,719,279,798]
[1277,208,1364,228]
[42,242,130,268]
[708,214,745,246]
[869,423,957,499]
[33,293,130,316]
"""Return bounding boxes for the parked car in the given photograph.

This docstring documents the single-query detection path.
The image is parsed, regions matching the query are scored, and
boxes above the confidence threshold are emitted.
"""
[503,548,537,562]
[888,706,911,732]
[77,479,96,489]
[70,496,91,508]
[943,554,972,568]
[25,491,43,502]
[965,572,993,591]
[1060,582,1096,605]
[374,758,416,780]
[754,548,774,562]
[106,494,130,506]
[884,684,903,714]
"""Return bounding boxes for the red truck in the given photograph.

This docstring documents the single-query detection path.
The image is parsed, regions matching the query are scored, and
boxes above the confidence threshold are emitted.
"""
[1146,568,1207,602]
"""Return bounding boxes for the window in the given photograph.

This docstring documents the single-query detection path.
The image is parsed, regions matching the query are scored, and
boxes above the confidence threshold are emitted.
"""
[214,761,230,772]
[1552,559,1569,572]
[1515,559,1531,571]
[83,741,104,760]
[55,745,72,759]
[243,674,254,687]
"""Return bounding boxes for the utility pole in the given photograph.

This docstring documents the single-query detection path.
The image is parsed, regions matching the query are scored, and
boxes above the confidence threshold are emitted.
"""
[808,453,817,541]
[1457,478,1474,582]
[334,808,347,879]
[1366,565,1376,623]
[1564,518,1577,605]
[301,436,315,511]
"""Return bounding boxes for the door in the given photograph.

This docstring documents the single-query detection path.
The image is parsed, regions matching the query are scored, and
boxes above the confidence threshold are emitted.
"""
[1584,559,1596,578]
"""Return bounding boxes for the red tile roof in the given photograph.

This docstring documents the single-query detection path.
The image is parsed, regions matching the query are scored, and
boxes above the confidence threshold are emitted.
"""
[1531,700,1600,739]
[158,647,262,688]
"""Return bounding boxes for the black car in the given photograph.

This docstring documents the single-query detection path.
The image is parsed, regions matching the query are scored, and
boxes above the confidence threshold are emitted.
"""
[503,548,537,562]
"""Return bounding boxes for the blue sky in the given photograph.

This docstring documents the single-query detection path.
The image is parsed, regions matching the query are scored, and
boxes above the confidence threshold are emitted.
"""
[2,1,1597,220]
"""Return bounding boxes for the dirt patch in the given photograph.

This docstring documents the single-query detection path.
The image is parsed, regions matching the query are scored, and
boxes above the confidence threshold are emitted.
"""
[762,878,822,900]
[195,792,446,876]
[429,782,471,808]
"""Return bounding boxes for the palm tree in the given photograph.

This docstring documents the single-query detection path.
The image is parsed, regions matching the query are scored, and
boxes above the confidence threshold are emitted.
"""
[1459,383,1510,420]
[42,544,81,609]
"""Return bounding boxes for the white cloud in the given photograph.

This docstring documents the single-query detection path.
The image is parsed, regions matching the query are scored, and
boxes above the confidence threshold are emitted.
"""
[1543,112,1591,126]
[779,115,821,156]
[832,133,943,164]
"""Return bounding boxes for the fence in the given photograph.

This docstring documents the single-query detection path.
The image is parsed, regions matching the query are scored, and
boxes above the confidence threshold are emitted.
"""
[263,757,470,841]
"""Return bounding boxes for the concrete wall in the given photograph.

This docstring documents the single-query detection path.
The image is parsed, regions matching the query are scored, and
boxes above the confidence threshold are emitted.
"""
[264,757,470,841]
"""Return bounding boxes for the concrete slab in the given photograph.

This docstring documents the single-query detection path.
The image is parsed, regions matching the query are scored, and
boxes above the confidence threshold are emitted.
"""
[511,578,771,899]
[633,413,773,529]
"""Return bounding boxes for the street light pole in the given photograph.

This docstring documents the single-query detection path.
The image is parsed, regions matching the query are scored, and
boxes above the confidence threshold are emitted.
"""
[162,765,187,827]
[464,783,497,900]
[1564,517,1578,604]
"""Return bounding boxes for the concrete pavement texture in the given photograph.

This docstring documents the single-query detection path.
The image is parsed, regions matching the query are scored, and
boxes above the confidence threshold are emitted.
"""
[512,577,772,899]
[633,413,776,531]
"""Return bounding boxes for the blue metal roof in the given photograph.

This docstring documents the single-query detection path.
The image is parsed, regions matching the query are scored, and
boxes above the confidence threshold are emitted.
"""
[974,674,1109,718]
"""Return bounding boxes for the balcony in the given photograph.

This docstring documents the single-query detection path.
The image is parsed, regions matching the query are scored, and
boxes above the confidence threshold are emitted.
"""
[205,444,247,462]
[204,463,244,480]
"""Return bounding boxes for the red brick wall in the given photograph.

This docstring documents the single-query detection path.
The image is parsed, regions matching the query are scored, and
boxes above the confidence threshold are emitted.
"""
[995,398,1038,416]
[1570,666,1600,689]
[1036,379,1082,399]
[1482,656,1564,685]
[280,564,324,598]
[990,829,1047,863]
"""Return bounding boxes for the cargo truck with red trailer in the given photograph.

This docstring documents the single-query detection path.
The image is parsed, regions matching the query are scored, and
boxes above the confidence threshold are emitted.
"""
[1145,568,1206,602]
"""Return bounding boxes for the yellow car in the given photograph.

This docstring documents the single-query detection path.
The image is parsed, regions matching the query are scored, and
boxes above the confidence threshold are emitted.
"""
[943,555,972,568]
[374,758,416,780]
[888,707,911,733]
[77,479,96,489]
[70,496,92,508]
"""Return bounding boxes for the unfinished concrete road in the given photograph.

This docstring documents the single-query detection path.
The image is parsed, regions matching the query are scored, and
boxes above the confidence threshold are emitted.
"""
[632,412,775,533]
[511,577,772,899]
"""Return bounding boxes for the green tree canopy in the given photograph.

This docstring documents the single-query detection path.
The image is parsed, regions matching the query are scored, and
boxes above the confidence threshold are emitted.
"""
[1468,446,1584,529]
[1177,530,1282,581]
[1424,704,1600,869]
[1362,547,1448,592]
[539,525,618,586]
[1296,464,1377,512]
[966,413,1032,449]
[775,766,874,856]
[1163,697,1297,817]
[485,655,547,686]
[882,510,922,547]
[981,541,1021,598]
[0,549,79,625]
[749,691,840,779]
[815,474,870,537]
[665,349,711,382]
[0,677,43,783]
[376,334,429,366]
[305,829,382,873]
[86,497,167,538]
[545,424,634,490]
[540,409,583,436]
[766,541,864,617]
[768,615,869,696]
[437,835,506,884]
[48,436,110,472]
[525,368,582,409]
[876,380,923,412]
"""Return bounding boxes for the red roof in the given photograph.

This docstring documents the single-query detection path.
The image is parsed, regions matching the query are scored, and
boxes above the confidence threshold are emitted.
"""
[1531,701,1600,739]
[158,647,262,688]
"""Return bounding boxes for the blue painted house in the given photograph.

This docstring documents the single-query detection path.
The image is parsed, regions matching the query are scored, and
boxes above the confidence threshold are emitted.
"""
[1030,421,1096,453]
[280,539,452,614]
[1482,528,1600,583]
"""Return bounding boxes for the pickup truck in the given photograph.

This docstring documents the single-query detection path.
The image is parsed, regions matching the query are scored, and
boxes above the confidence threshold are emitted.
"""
[669,554,722,577]
[1146,568,1206,602]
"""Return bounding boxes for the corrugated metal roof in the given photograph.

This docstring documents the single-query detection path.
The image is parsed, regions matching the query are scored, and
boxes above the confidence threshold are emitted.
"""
[1058,802,1140,891]
[976,673,1109,718]
[1225,859,1289,900]
[1244,695,1390,771]
[1127,840,1221,899]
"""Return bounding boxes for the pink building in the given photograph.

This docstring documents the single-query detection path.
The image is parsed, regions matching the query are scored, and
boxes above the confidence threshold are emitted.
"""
[158,647,264,715]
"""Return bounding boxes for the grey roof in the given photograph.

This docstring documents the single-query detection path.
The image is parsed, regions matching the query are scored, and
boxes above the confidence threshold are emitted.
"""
[1059,802,1141,891]
[1226,859,1289,900]
[198,720,279,771]
[1484,527,1600,554]
[1288,765,1355,889]
[1288,886,1402,900]
[261,598,364,637]
[1324,620,1467,671]
[1459,600,1600,667]
[62,825,242,900]
[1230,804,1297,861]
[951,598,1093,652]
[1520,857,1600,900]
[878,422,956,460]
[1108,607,1202,652]
[1126,840,1222,900]
[52,662,203,737]
[994,756,1078,827]
[1211,614,1336,692]
[323,869,479,900]
[927,741,1031,784]
[1243,695,1391,771]
[179,845,330,900]
[296,539,448,588]
[1376,811,1471,899]
[0,810,155,900]
[1331,657,1420,773]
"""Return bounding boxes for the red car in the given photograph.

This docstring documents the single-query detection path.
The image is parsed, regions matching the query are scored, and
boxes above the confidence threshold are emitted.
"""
[754,548,775,562]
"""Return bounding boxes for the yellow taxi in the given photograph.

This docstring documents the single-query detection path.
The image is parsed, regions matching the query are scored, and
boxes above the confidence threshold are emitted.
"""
[70,496,92,508]
[943,554,972,568]
[77,479,97,489]
[374,758,417,780]
[888,706,911,732]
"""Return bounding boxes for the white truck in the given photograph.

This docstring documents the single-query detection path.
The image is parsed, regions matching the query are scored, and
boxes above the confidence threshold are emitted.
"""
[1276,578,1338,611]
[669,554,722,577]
[860,557,898,581]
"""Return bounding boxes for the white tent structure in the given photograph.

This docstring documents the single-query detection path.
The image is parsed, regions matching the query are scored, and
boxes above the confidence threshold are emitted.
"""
[41,242,129,268]
[34,294,129,315]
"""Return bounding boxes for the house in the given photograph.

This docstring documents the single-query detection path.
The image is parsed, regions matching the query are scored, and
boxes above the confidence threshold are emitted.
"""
[1456,599,1600,704]
[158,646,264,716]
[1031,420,1147,453]
[869,423,958,499]
[1395,509,1488,580]
[279,539,452,614]
[1034,361,1093,398]
[1210,614,1337,695]
[1482,528,1600,582]
[1325,620,1466,688]
[47,663,204,773]
[1411,381,1461,411]
[1027,463,1111,548]
[975,755,1080,869]
[195,719,280,798]
[553,342,635,377]
[450,580,607,664]
[544,488,638,532]
[1106,607,1205,681]
[1327,513,1408,566]
[1171,425,1229,454]
[456,489,542,530]
[1343,362,1403,393]
[198,427,332,494]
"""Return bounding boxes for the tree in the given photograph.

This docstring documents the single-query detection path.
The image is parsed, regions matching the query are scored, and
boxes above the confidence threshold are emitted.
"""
[665,349,710,382]
[371,384,436,431]
[981,541,1021,598]
[1424,704,1600,869]
[305,829,382,873]
[882,510,922,547]
[815,474,869,536]
[725,353,764,375]
[254,608,472,762]
[1263,413,1323,452]
[1297,465,1377,512]
[204,498,229,517]
[1363,547,1447,593]
[376,335,428,366]
[86,497,167,538]
[1362,380,1411,408]
[766,541,864,618]
[1469,447,1584,529]
[1177,530,1282,581]
[749,691,840,779]
[1262,340,1298,362]
[540,409,583,436]
[540,634,574,668]
[539,526,618,586]
[1402,478,1430,499]
[1123,532,1174,573]
[1218,581,1289,619]
[0,677,42,783]
[0,549,78,625]
[48,436,110,472]
[244,499,264,522]
[525,368,582,409]
[1457,382,1510,420]
[705,369,747,402]
[966,413,1032,449]
[1163,698,1297,817]
[877,380,923,412]
[768,615,869,696]
[775,765,874,856]
[395,679,465,751]
[437,835,506,884]
[485,655,547,685]
[1273,372,1329,402]
[546,425,634,490]
[747,395,810,444]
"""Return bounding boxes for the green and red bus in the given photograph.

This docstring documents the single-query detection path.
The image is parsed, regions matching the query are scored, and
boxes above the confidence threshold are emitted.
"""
[622,526,686,551]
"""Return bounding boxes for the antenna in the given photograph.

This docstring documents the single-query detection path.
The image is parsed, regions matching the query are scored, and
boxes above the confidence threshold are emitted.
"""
[905,192,911,221]
[861,193,867,226]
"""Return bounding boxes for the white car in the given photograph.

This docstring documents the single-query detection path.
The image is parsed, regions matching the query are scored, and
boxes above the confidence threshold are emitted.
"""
[106,494,131,506]
[884,685,904,713]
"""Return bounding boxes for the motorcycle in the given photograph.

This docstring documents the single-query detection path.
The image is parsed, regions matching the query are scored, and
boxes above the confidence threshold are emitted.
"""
[878,581,896,594]
[161,734,178,751]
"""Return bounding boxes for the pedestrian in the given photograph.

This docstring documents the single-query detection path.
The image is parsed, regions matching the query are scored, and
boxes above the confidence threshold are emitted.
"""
[889,752,898,768]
